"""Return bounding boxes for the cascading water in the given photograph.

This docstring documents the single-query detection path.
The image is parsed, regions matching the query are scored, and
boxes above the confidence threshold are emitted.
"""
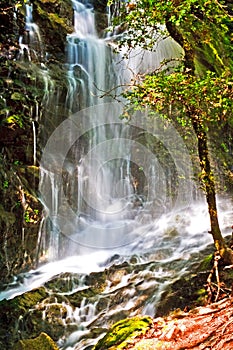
[1,1,233,350]
[18,3,44,62]
[39,0,135,258]
[39,0,194,260]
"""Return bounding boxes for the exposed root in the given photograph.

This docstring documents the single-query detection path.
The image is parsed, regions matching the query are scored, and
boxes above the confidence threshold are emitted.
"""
[206,252,221,302]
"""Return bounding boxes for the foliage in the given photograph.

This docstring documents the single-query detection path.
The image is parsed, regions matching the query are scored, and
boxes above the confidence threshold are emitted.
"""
[0,60,44,129]
[118,0,233,182]
[2,180,9,189]
[125,68,233,126]
[114,0,233,71]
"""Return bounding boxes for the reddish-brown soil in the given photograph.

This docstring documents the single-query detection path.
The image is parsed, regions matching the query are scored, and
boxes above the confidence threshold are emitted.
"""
[127,298,233,349]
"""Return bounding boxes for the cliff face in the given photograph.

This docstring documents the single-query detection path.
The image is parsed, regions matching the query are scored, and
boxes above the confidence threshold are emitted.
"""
[0,0,42,285]
[0,0,107,286]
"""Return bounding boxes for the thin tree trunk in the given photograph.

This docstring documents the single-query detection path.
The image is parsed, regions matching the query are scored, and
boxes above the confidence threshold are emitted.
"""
[191,113,233,264]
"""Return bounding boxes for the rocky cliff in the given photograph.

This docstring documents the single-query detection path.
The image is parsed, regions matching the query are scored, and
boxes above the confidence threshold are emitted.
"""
[0,0,107,286]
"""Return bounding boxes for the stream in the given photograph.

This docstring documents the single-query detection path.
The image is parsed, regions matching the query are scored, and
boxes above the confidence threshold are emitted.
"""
[1,198,232,350]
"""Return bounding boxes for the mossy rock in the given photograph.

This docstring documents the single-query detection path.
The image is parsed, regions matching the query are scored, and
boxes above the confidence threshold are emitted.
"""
[33,0,73,60]
[0,287,48,348]
[0,287,48,315]
[197,253,213,272]
[44,272,80,293]
[94,316,153,350]
[155,270,210,317]
[154,249,216,317]
[68,288,100,308]
[14,332,58,350]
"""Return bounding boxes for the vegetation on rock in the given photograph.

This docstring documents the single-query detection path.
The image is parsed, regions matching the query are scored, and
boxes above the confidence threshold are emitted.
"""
[94,316,153,350]
[0,287,48,348]
[0,0,74,282]
[15,332,59,350]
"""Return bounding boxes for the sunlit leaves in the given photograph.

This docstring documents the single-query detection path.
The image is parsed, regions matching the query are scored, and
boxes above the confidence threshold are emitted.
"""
[117,0,233,135]
[126,69,233,126]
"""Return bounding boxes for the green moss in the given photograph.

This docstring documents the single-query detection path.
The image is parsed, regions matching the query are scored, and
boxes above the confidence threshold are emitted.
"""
[47,12,73,32]
[0,287,48,318]
[94,316,153,350]
[39,0,58,3]
[0,288,49,348]
[198,253,213,271]
[195,288,208,305]
[35,2,73,34]
[14,332,59,350]
[17,288,48,309]
[69,288,100,307]
[196,288,206,296]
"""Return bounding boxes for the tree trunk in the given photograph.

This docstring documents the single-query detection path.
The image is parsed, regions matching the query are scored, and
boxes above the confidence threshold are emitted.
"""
[191,113,233,264]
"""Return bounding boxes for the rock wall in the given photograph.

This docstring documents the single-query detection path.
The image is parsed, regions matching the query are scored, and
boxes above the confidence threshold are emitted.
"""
[0,0,42,285]
[0,0,108,286]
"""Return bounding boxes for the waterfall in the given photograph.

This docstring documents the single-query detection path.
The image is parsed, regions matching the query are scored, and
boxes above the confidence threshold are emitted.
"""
[40,0,134,257]
[65,0,121,110]
[18,3,44,61]
[38,0,194,261]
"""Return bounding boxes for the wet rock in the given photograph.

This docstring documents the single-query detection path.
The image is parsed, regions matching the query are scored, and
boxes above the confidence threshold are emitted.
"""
[0,159,43,286]
[155,271,210,317]
[23,302,70,341]
[44,272,81,293]
[85,270,108,292]
[14,332,59,350]
[107,267,129,287]
[0,287,48,348]
[154,245,233,316]
[33,0,73,62]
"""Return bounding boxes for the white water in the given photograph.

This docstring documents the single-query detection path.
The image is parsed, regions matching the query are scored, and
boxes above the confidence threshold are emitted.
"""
[0,197,232,350]
[1,1,233,350]
[38,0,191,259]
[18,3,44,61]
[1,198,232,300]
